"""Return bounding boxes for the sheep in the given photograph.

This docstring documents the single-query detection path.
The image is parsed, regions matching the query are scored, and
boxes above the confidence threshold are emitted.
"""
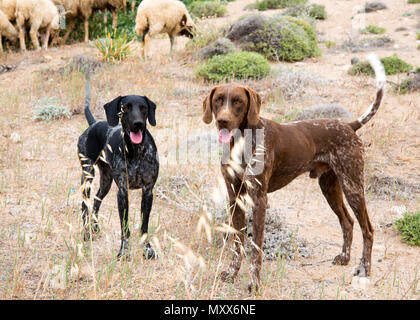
[0,0,16,21]
[0,9,18,53]
[51,0,94,43]
[15,0,60,51]
[93,0,127,29]
[135,0,195,59]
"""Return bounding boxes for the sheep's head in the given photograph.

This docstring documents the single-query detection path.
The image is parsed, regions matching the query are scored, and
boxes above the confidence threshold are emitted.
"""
[178,14,195,39]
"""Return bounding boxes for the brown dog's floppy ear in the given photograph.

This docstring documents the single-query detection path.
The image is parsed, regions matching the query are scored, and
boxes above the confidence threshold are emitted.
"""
[245,87,262,126]
[202,87,216,124]
[104,96,123,126]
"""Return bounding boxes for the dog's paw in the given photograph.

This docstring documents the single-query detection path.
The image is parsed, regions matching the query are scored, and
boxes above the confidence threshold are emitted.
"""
[117,240,130,261]
[82,224,100,242]
[143,243,156,260]
[247,281,260,295]
[353,264,369,277]
[332,253,350,266]
[220,271,235,283]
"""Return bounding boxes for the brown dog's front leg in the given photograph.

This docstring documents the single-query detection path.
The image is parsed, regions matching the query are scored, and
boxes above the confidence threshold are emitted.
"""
[248,192,267,293]
[220,197,246,283]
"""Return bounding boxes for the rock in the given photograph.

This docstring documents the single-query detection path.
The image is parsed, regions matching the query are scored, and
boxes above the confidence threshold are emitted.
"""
[362,2,387,13]
[10,132,22,143]
[297,103,353,121]
[351,57,360,65]
[351,276,371,291]
[196,38,236,60]
[247,208,311,260]
[395,27,408,32]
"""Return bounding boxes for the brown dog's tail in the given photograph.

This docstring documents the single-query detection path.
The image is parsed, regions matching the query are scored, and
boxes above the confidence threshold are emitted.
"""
[348,54,386,132]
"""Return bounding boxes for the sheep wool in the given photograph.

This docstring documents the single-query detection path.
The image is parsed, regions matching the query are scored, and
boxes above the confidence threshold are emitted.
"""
[15,0,60,51]
[135,0,195,59]
[0,8,18,52]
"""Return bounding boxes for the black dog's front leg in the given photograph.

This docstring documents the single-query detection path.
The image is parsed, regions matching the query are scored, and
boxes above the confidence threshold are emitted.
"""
[141,187,156,259]
[117,188,130,259]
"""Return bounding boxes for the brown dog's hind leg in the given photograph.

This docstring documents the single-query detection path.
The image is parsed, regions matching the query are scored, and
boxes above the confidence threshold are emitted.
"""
[319,170,354,266]
[335,159,374,277]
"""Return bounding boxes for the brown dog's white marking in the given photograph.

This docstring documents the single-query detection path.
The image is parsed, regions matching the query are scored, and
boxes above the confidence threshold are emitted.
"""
[202,54,385,292]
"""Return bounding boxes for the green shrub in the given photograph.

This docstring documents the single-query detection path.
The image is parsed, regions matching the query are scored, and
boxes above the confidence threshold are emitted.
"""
[361,24,386,34]
[254,0,307,11]
[32,97,71,121]
[239,16,320,61]
[196,51,270,82]
[325,40,336,48]
[189,1,227,18]
[408,0,420,3]
[284,3,326,19]
[417,32,420,40]
[394,211,420,246]
[349,55,412,76]
[396,72,420,94]
[307,4,326,19]
[94,30,132,62]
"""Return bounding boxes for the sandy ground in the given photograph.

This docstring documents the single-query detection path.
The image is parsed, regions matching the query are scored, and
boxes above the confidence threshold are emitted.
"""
[0,0,419,300]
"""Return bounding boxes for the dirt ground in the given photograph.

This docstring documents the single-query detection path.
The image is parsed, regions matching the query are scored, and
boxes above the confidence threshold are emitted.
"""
[0,0,419,300]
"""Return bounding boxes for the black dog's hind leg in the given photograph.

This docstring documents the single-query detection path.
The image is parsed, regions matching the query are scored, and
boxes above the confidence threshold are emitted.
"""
[80,161,97,241]
[117,187,130,259]
[141,187,156,259]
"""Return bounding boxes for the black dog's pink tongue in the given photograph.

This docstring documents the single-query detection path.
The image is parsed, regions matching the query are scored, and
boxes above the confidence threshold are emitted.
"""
[130,130,143,144]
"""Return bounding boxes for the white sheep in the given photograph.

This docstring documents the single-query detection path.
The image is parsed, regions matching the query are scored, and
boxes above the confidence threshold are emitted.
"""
[135,0,195,59]
[0,9,18,53]
[0,0,16,21]
[51,0,94,43]
[15,0,60,51]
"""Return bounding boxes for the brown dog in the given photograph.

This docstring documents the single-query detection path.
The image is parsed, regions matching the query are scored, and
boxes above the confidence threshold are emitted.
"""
[202,54,386,292]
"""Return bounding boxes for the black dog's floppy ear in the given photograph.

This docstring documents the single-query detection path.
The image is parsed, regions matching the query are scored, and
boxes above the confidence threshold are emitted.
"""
[144,96,157,126]
[104,96,123,126]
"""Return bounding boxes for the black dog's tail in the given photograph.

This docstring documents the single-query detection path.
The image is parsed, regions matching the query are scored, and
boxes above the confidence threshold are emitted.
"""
[84,70,96,126]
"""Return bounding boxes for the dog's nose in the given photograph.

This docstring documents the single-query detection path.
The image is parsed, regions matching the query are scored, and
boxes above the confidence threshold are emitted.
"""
[133,120,144,131]
[217,118,229,127]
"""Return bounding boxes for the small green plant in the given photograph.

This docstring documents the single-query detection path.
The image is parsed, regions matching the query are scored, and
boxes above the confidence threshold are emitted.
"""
[189,1,227,18]
[196,51,270,82]
[394,211,420,246]
[32,97,72,121]
[325,40,336,48]
[254,0,307,11]
[94,30,132,62]
[416,32,420,40]
[349,55,412,76]
[408,0,420,4]
[361,24,386,34]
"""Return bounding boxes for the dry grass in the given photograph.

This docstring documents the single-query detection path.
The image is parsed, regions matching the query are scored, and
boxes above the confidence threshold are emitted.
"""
[0,0,419,300]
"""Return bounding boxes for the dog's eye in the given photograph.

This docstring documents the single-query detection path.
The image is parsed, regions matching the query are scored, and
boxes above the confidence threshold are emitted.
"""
[216,97,224,104]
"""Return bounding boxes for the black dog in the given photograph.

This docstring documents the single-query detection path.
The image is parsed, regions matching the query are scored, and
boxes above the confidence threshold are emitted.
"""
[77,74,159,259]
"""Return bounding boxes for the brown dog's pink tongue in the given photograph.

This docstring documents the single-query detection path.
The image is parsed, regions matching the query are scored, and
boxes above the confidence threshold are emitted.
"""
[218,129,233,144]
[130,130,143,144]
